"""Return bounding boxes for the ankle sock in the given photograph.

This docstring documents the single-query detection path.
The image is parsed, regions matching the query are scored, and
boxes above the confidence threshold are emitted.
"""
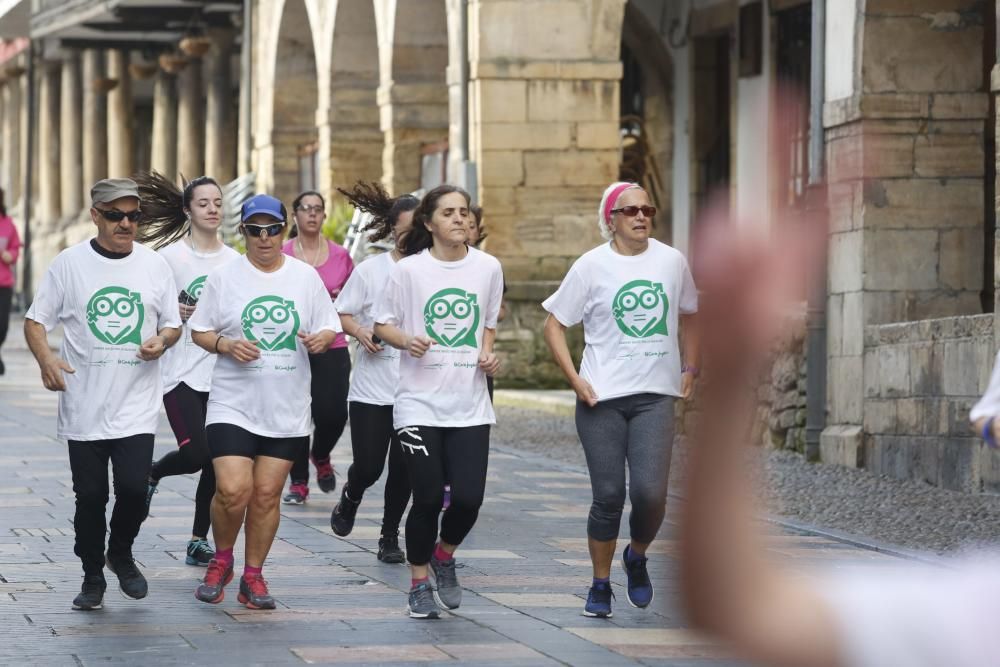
[243,565,262,579]
[592,577,610,588]
[411,576,429,589]
[433,543,453,562]
[624,545,645,563]
[215,548,234,567]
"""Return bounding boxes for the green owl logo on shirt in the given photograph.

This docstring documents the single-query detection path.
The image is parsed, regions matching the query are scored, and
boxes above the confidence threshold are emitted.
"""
[612,279,669,338]
[86,286,145,345]
[186,275,207,300]
[241,295,300,352]
[424,288,480,348]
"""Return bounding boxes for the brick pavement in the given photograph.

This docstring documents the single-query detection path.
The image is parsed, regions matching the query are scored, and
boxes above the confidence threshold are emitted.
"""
[0,327,904,666]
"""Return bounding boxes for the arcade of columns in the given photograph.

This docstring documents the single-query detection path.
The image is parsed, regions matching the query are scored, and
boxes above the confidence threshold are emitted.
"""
[0,34,239,289]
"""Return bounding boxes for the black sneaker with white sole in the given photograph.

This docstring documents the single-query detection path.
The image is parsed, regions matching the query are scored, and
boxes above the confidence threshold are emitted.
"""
[105,550,148,599]
[72,574,107,611]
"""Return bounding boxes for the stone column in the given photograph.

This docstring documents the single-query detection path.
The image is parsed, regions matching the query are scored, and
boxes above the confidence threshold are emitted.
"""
[177,56,205,179]
[60,51,83,218]
[38,61,61,227]
[150,68,178,179]
[106,49,133,178]
[81,49,108,199]
[205,28,237,183]
[378,82,449,195]
[2,70,22,204]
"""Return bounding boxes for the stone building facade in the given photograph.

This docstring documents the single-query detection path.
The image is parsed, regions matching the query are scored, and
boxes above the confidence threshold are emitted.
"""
[3,0,1000,491]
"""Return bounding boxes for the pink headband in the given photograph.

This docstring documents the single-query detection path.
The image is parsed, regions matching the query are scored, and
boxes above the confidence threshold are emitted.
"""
[603,183,635,226]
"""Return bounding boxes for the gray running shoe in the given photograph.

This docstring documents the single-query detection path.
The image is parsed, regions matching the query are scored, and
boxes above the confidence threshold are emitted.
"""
[407,581,441,619]
[430,555,461,610]
[195,558,234,604]
[238,573,276,610]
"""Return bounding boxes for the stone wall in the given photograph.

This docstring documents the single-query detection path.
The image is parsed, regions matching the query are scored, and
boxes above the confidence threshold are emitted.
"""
[861,314,1000,492]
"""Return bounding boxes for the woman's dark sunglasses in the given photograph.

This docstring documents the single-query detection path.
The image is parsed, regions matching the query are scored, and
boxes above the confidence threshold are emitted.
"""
[95,208,143,223]
[611,205,657,218]
[241,222,285,238]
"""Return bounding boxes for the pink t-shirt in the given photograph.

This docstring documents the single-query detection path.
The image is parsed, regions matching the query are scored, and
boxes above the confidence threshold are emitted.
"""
[0,216,21,288]
[282,239,352,349]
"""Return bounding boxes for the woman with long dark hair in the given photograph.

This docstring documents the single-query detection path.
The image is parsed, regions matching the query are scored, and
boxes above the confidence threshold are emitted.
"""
[281,191,355,505]
[134,171,239,566]
[328,182,417,564]
[0,187,21,375]
[373,185,503,619]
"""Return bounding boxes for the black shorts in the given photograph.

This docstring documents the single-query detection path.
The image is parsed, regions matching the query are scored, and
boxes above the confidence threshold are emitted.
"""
[206,423,306,462]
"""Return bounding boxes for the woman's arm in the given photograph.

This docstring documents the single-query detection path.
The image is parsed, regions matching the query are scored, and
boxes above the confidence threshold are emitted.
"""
[542,314,596,407]
[340,313,382,353]
[192,329,260,362]
[374,322,432,358]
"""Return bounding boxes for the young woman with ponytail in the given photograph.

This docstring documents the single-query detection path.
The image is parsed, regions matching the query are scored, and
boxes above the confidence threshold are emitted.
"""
[134,171,239,566]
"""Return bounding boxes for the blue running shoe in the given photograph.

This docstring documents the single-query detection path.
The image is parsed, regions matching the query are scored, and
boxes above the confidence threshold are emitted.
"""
[583,582,614,618]
[622,545,653,608]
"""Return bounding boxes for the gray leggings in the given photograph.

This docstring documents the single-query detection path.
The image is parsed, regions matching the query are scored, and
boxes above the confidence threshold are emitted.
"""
[575,392,675,543]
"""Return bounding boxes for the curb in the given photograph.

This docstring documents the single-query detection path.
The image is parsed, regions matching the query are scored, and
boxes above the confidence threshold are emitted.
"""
[494,389,576,417]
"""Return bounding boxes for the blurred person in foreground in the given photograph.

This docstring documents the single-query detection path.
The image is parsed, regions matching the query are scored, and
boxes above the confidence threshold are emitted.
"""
[681,200,1000,667]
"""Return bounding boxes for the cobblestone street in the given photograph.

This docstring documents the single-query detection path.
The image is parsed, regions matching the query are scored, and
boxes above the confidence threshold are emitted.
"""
[0,327,909,666]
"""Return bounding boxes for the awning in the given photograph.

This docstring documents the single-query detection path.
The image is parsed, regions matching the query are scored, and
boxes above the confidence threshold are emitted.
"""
[0,0,29,39]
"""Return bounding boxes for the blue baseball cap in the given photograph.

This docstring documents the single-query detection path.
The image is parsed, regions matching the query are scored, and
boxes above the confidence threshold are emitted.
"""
[241,194,286,223]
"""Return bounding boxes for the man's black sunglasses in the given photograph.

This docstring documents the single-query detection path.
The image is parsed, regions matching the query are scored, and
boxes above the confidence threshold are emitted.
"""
[95,207,143,223]
[241,223,285,238]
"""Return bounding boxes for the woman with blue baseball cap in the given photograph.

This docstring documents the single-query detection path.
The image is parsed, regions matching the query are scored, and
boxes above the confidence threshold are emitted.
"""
[188,193,343,610]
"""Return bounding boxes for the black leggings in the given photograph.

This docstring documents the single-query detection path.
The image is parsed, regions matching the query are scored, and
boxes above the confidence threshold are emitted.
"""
[0,286,11,350]
[68,435,154,575]
[290,347,351,484]
[345,402,411,536]
[397,424,490,566]
[151,383,214,538]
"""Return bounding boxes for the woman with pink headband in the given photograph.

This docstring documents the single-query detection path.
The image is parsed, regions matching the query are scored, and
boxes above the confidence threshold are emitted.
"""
[542,181,699,619]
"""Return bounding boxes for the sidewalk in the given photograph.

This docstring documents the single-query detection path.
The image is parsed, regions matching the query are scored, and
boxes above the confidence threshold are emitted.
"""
[0,335,905,665]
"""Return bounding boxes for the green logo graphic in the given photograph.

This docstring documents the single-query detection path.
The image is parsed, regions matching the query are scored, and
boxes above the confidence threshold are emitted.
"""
[86,286,145,345]
[612,279,669,338]
[423,288,480,348]
[241,295,300,351]
[186,275,207,300]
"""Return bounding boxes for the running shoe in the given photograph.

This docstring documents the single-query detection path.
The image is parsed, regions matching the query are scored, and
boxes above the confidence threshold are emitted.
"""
[238,573,276,610]
[621,545,653,608]
[583,582,614,618]
[143,477,158,520]
[185,538,215,566]
[105,550,148,600]
[329,487,360,537]
[72,574,106,611]
[282,482,309,505]
[314,456,337,493]
[430,554,461,610]
[407,581,441,619]
[195,559,234,604]
[377,533,405,564]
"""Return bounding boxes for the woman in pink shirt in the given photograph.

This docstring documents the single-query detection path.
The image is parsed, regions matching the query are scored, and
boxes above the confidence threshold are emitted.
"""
[0,187,21,375]
[281,190,354,504]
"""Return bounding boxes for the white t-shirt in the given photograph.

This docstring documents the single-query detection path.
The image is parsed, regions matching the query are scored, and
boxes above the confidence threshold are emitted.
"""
[158,240,239,393]
[823,556,1000,667]
[188,255,343,438]
[25,240,181,441]
[374,247,503,430]
[970,351,1000,423]
[334,251,400,406]
[542,239,698,401]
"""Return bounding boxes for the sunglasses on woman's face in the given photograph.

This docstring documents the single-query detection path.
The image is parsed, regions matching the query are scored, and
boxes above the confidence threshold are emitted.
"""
[241,223,285,238]
[95,207,143,223]
[611,205,657,218]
